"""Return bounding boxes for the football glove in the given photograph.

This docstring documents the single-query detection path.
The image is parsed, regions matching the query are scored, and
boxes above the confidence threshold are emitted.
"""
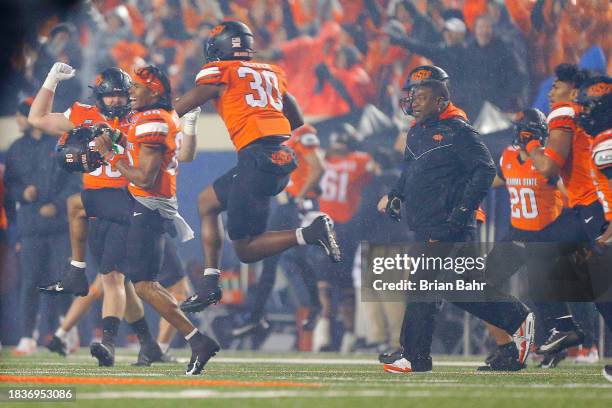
[43,62,76,92]
[448,206,471,232]
[385,191,404,222]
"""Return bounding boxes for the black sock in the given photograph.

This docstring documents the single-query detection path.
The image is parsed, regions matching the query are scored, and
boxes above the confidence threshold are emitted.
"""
[187,332,204,348]
[102,316,120,346]
[201,274,220,290]
[129,317,156,346]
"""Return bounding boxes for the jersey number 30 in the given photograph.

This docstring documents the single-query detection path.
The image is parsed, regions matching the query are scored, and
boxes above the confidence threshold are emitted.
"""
[238,67,283,111]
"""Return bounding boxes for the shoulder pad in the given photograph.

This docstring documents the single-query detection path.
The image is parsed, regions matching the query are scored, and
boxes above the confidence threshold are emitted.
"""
[592,138,612,169]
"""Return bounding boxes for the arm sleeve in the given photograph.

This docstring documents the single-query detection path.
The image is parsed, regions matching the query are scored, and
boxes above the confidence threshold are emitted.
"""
[453,124,496,210]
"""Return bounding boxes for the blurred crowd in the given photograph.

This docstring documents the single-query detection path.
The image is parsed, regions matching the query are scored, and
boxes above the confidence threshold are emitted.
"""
[2,0,610,119]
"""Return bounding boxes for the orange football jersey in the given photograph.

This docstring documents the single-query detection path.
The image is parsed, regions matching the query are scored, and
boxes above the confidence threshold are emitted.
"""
[65,102,130,190]
[195,60,292,151]
[285,129,320,198]
[126,109,181,198]
[546,102,598,208]
[319,151,373,224]
[500,146,563,231]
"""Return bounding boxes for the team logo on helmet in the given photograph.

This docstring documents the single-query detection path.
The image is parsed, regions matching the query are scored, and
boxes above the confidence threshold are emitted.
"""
[411,69,433,81]
[586,82,612,98]
[210,24,226,37]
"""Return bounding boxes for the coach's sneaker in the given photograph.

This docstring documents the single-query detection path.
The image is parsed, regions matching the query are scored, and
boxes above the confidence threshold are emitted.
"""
[383,355,432,374]
[38,265,89,296]
[478,342,525,371]
[185,333,220,376]
[231,317,271,338]
[379,348,403,364]
[302,215,341,263]
[90,342,115,367]
[160,352,178,363]
[574,345,599,364]
[12,337,37,356]
[603,365,612,383]
[301,306,321,331]
[180,275,223,313]
[133,341,164,366]
[340,332,357,354]
[536,327,584,355]
[513,312,535,364]
[538,350,567,368]
[46,335,67,357]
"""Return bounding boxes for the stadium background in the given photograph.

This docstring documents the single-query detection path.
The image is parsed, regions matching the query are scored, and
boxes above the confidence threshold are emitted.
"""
[0,0,610,356]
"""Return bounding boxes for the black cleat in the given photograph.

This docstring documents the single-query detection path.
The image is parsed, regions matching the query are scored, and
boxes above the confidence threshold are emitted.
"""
[538,350,567,369]
[603,365,612,383]
[132,342,163,367]
[180,275,223,314]
[378,348,403,364]
[185,334,220,376]
[231,317,271,338]
[90,342,115,367]
[536,328,584,355]
[302,215,341,263]
[478,343,525,371]
[46,335,67,357]
[38,265,89,297]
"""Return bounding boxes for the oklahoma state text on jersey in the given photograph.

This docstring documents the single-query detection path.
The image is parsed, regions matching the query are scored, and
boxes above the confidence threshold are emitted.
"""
[319,151,373,224]
[127,109,181,198]
[285,129,320,198]
[500,146,563,231]
[547,102,598,208]
[195,60,292,151]
[64,102,130,190]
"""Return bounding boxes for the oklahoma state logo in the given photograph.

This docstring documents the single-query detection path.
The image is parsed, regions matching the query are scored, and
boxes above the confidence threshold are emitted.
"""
[270,150,293,165]
[411,70,433,81]
[210,25,226,37]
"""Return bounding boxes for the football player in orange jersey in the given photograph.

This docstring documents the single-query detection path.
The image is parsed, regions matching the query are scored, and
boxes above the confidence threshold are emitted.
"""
[29,64,198,366]
[231,124,325,338]
[526,64,612,356]
[315,124,375,352]
[173,21,341,314]
[94,65,219,375]
[483,108,578,370]
[574,75,612,382]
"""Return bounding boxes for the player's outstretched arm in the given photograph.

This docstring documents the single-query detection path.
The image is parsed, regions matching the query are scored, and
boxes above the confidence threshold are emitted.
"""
[282,92,304,130]
[174,84,223,117]
[527,129,571,179]
[28,62,76,136]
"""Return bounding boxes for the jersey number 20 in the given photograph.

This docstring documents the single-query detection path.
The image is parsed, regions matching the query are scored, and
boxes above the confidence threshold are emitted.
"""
[238,67,283,111]
[508,187,538,219]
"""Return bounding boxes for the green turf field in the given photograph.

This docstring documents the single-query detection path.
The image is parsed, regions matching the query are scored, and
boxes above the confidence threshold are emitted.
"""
[1,349,611,407]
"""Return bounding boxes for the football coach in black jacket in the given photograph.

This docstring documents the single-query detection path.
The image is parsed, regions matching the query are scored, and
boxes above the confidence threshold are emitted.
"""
[377,79,533,373]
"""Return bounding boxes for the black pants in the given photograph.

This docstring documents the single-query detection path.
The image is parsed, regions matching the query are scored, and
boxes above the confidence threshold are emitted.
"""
[252,199,320,320]
[19,233,70,338]
[399,229,529,361]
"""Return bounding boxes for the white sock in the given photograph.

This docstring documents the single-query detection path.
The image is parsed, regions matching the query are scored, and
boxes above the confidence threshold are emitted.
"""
[184,328,198,341]
[203,268,220,276]
[296,228,306,245]
[70,260,86,269]
[158,342,170,354]
[55,328,67,340]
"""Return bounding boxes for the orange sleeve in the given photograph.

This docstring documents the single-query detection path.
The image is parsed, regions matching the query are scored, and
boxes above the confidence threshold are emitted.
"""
[133,118,169,145]
[195,62,228,86]
[547,104,577,133]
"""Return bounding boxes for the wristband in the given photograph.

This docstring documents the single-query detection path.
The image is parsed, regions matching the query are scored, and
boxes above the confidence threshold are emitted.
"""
[42,76,59,92]
[525,140,541,154]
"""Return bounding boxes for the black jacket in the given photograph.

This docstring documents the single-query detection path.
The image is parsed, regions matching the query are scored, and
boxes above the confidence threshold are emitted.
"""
[4,131,81,237]
[393,104,495,239]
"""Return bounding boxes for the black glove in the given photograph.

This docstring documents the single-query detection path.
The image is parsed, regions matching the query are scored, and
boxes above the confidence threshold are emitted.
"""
[385,191,404,222]
[447,206,471,232]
